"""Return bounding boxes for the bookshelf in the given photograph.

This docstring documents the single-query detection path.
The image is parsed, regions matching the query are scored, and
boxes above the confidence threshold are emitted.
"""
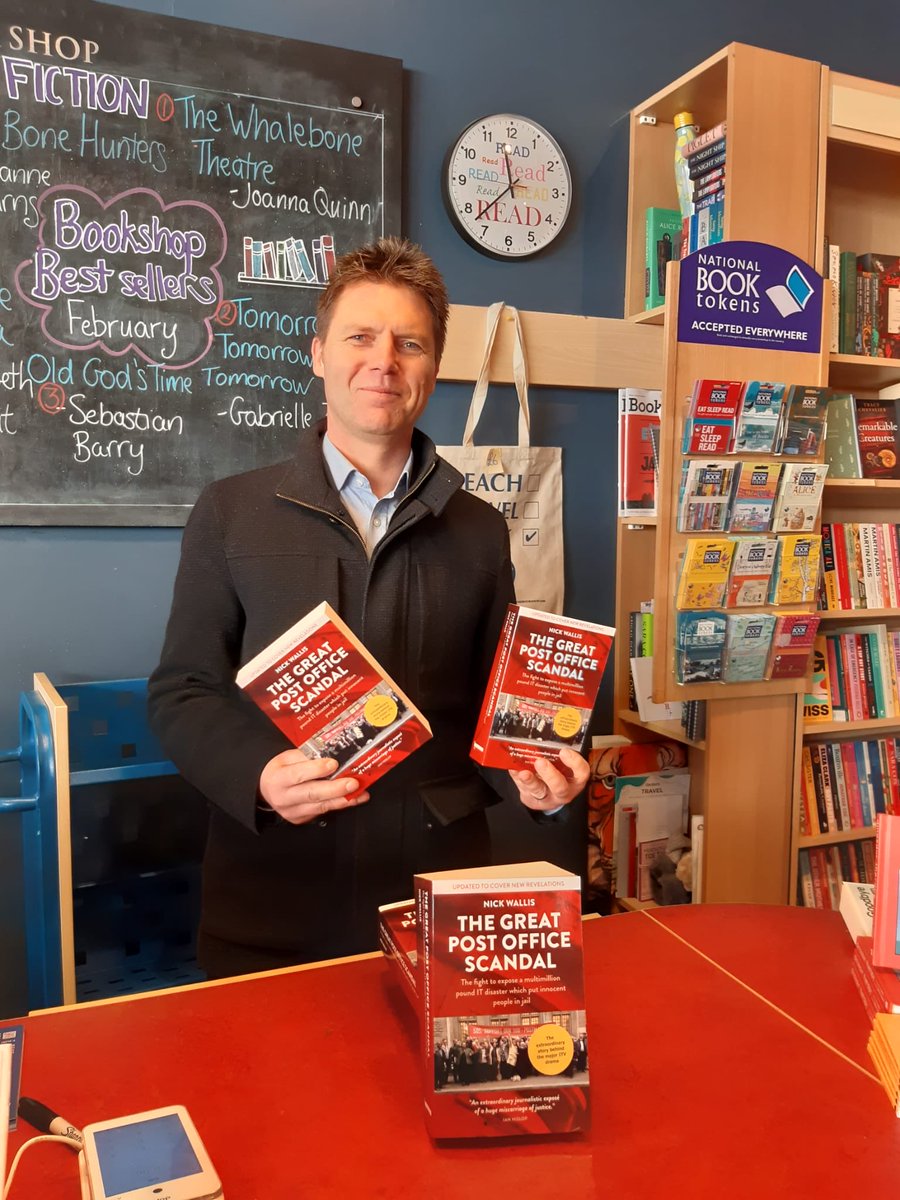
[624,43,821,323]
[618,43,826,906]
[788,68,900,907]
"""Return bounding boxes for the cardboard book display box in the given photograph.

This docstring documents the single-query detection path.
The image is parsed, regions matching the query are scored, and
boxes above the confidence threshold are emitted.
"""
[415,862,589,1140]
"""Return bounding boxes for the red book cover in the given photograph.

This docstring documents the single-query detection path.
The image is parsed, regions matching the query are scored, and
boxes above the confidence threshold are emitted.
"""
[873,813,900,970]
[471,606,614,771]
[617,389,661,516]
[689,378,745,423]
[415,862,588,1139]
[378,899,418,1007]
[766,612,820,680]
[236,601,432,791]
[855,399,900,480]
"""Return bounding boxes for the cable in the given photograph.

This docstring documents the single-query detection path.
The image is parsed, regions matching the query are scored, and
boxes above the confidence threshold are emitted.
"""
[2,1134,78,1199]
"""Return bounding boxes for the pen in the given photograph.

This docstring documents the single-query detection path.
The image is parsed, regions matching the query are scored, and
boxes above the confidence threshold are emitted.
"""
[17,1097,83,1147]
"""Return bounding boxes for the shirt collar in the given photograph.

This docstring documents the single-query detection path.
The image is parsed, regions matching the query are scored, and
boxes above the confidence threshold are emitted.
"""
[322,432,413,499]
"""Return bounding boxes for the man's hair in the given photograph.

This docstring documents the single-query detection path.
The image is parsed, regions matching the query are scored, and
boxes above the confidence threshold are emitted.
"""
[316,236,450,362]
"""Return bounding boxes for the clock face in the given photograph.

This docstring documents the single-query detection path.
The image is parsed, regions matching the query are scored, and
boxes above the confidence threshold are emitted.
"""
[444,114,572,259]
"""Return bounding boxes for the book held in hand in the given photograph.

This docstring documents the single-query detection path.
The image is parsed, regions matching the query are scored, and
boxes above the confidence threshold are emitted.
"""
[471,605,614,771]
[236,601,432,791]
[415,861,589,1139]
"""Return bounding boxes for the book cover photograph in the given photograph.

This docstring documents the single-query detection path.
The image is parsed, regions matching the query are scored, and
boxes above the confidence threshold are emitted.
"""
[471,606,614,771]
[236,601,432,791]
[415,863,589,1139]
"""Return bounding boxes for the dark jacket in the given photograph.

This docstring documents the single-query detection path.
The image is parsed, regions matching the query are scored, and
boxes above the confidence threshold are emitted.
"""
[148,422,516,959]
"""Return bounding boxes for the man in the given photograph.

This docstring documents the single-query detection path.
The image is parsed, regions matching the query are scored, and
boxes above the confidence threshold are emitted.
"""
[149,237,587,979]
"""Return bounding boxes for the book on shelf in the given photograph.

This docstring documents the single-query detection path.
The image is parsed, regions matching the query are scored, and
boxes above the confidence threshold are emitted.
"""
[613,772,691,902]
[802,634,834,723]
[857,267,878,356]
[769,533,822,605]
[771,462,829,534]
[415,861,589,1139]
[839,250,857,355]
[857,253,900,360]
[586,737,688,903]
[855,398,900,480]
[674,537,734,609]
[733,381,787,454]
[778,385,830,457]
[798,841,875,909]
[681,122,726,159]
[820,522,900,610]
[841,881,875,943]
[727,461,782,533]
[690,814,704,904]
[629,655,684,725]
[827,241,841,354]
[644,211,679,310]
[726,536,778,607]
[677,460,737,533]
[618,388,662,515]
[766,612,820,680]
[235,601,432,791]
[470,605,614,771]
[824,393,863,479]
[378,898,419,1007]
[873,813,900,971]
[691,152,724,180]
[722,613,776,683]
[823,625,899,721]
[682,379,744,455]
[675,610,726,685]
[681,699,706,743]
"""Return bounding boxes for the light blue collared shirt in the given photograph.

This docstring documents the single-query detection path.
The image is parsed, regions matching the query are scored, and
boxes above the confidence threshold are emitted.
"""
[322,433,413,557]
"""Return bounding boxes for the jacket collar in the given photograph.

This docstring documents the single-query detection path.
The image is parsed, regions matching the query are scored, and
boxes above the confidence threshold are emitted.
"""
[275,419,464,519]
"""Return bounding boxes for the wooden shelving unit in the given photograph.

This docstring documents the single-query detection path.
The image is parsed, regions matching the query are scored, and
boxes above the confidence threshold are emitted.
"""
[786,67,900,905]
[618,43,829,906]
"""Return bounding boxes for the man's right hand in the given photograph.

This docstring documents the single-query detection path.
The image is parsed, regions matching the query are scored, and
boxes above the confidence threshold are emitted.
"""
[258,749,370,825]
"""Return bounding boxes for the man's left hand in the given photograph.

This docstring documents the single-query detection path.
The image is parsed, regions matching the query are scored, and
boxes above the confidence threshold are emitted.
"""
[509,746,589,812]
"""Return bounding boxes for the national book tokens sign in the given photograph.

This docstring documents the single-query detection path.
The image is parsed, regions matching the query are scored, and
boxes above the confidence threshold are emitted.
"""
[678,241,823,354]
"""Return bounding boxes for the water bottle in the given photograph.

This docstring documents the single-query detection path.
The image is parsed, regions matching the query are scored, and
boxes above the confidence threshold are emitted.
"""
[673,111,698,221]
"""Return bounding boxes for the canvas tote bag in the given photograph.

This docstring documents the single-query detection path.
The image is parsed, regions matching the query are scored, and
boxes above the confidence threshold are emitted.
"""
[438,302,564,613]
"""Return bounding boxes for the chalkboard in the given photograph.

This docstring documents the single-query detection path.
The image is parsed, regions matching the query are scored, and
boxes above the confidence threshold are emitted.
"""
[0,1,402,524]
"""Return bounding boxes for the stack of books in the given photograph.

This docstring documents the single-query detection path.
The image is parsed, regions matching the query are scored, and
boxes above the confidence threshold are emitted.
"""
[679,122,726,257]
[867,1014,900,1116]
[826,245,900,361]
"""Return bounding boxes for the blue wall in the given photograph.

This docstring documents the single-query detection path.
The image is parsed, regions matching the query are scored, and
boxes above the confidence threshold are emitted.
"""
[1,0,896,1014]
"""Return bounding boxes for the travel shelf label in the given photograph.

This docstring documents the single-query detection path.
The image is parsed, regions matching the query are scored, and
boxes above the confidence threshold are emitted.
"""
[677,240,823,354]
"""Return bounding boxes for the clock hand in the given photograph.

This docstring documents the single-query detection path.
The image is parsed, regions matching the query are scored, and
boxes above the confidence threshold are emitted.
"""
[502,148,520,195]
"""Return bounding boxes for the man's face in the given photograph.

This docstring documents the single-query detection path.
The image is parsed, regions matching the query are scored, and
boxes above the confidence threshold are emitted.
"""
[312,281,438,449]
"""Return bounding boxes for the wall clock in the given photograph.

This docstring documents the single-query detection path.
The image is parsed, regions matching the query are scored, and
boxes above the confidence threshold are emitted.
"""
[443,113,572,259]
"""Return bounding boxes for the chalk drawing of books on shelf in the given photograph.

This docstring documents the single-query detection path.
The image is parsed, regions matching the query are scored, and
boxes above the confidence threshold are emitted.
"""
[240,233,336,288]
[766,265,814,319]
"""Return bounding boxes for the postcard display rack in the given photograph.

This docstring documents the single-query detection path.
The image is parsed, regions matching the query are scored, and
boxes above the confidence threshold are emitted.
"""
[616,44,826,905]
